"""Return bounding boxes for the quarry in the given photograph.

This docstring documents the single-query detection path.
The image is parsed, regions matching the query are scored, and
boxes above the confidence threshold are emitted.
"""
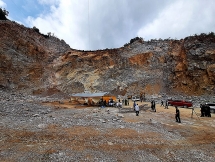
[0,15,215,161]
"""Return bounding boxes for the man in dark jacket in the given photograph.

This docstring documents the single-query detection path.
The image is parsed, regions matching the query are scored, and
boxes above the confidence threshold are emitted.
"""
[205,104,211,117]
[175,106,181,123]
[200,104,205,117]
[133,101,136,111]
[153,100,156,112]
[161,100,164,106]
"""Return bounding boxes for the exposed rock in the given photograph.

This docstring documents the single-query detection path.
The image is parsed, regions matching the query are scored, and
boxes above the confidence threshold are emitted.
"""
[32,114,39,117]
[117,114,124,118]
[107,142,114,145]
[0,20,215,97]
[38,123,47,129]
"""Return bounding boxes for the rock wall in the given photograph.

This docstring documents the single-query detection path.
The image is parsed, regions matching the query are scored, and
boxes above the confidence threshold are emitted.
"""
[0,20,70,94]
[0,20,214,96]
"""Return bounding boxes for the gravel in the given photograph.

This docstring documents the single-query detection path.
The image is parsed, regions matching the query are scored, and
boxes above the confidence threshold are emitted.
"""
[0,91,215,161]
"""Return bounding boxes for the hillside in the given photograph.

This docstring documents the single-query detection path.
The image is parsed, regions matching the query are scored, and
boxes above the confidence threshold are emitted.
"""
[1,18,215,162]
[0,20,215,97]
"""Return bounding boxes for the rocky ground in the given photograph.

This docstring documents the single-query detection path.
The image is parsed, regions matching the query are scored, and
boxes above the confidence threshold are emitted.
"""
[0,91,215,162]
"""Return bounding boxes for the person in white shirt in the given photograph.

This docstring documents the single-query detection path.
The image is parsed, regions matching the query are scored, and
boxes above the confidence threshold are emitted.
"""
[116,102,119,108]
[119,102,122,108]
[135,104,140,116]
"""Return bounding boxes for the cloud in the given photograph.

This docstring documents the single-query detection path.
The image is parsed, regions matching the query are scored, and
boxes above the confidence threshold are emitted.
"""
[26,0,215,50]
[27,0,172,50]
[138,0,215,40]
[0,0,6,7]
[27,1,89,50]
[38,0,59,5]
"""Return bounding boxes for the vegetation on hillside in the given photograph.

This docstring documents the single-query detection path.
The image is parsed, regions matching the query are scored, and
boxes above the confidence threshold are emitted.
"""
[0,7,9,20]
[124,37,143,46]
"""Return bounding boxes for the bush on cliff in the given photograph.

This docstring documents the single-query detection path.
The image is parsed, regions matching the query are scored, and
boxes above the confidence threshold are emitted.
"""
[130,37,143,44]
[0,7,9,20]
[32,26,49,38]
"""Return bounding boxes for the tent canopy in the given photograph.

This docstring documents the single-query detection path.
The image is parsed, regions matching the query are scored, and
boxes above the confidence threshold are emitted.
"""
[71,92,108,98]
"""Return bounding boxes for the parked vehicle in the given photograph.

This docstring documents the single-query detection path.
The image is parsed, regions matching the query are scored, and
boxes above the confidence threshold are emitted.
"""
[167,99,174,106]
[168,100,193,108]
[132,96,140,101]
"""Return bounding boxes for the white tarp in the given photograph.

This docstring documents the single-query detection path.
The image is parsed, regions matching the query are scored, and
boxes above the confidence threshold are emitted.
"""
[71,92,107,98]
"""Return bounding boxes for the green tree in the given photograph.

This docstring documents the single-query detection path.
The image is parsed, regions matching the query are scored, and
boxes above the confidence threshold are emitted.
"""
[33,26,40,33]
[208,32,215,36]
[0,8,9,20]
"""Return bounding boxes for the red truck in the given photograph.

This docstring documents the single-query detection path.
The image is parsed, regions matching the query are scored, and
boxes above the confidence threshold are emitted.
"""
[168,100,193,108]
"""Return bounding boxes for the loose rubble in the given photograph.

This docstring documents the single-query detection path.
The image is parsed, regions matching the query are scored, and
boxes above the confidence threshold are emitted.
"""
[0,91,215,161]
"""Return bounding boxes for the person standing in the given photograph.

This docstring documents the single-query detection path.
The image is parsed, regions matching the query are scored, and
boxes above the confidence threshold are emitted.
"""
[104,100,107,107]
[135,104,140,116]
[133,101,136,111]
[115,102,119,108]
[151,100,156,112]
[205,104,211,117]
[125,99,127,106]
[119,102,122,108]
[140,94,143,102]
[153,100,156,112]
[165,100,168,109]
[151,100,154,111]
[101,100,104,108]
[200,104,205,117]
[110,98,113,107]
[175,106,181,123]
[161,100,164,106]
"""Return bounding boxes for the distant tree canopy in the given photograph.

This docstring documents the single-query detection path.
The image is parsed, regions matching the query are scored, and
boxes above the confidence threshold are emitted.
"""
[208,32,215,36]
[33,26,40,33]
[130,37,143,44]
[0,7,9,20]
[193,32,215,38]
[124,37,143,46]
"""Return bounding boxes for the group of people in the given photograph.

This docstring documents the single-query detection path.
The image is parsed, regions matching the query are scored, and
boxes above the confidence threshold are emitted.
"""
[100,97,213,124]
[99,98,114,108]
[115,98,130,108]
[115,102,123,108]
[161,100,169,109]
[123,99,129,106]
[134,99,182,123]
[133,100,158,116]
[99,99,106,108]
[102,96,214,125]
[99,98,130,109]
[200,104,211,117]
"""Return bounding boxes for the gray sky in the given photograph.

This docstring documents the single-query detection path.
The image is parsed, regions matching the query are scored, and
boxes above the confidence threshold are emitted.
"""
[1,0,215,50]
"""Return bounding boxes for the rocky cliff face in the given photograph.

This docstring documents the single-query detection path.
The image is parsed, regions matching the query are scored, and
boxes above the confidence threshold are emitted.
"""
[0,20,215,97]
[0,20,70,95]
